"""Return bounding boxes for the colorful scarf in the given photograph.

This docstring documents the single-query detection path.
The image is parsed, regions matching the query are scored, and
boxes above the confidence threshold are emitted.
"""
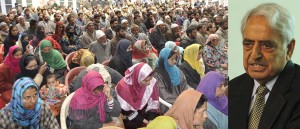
[3,45,21,74]
[69,71,107,122]
[197,71,228,115]
[157,48,181,86]
[165,89,203,129]
[9,77,42,129]
[184,44,205,78]
[116,63,158,110]
[40,40,66,69]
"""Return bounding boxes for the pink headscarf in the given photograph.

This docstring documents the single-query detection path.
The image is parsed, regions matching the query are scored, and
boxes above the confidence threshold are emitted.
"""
[3,45,21,74]
[69,71,107,122]
[116,63,158,110]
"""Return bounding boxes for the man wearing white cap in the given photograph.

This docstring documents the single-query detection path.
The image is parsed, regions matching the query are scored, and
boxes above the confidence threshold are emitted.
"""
[149,20,168,53]
[164,15,172,30]
[166,23,181,42]
[121,19,130,34]
[89,30,112,63]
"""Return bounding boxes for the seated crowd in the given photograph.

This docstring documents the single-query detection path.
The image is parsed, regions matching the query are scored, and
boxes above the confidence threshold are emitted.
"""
[0,1,228,129]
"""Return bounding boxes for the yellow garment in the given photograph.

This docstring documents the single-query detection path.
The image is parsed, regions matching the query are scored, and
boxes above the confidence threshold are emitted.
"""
[184,44,205,78]
[80,50,95,67]
[139,116,177,129]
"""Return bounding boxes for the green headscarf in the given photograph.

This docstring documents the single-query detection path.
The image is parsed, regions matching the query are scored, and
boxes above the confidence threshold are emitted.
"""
[40,40,66,69]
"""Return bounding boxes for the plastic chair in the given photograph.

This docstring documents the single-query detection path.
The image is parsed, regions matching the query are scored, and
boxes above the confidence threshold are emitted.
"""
[159,97,172,108]
[64,66,86,91]
[60,92,75,129]
[65,52,76,71]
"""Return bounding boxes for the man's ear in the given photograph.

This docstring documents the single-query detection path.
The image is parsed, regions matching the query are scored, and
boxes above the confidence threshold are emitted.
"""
[287,39,295,60]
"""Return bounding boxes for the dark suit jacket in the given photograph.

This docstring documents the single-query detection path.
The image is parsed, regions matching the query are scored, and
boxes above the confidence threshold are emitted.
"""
[229,61,300,129]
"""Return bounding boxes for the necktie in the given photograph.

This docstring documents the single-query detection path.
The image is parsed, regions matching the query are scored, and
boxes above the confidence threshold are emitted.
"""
[248,85,270,129]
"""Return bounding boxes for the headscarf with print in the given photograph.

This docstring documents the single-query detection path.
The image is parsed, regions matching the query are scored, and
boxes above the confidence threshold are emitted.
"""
[165,89,203,129]
[69,71,107,122]
[116,63,158,110]
[4,45,21,74]
[72,49,95,67]
[40,40,66,69]
[184,44,205,78]
[197,71,228,115]
[116,39,133,68]
[9,77,42,129]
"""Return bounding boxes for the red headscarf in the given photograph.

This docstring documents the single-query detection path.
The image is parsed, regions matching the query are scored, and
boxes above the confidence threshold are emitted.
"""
[3,45,21,74]
[69,71,107,122]
[52,22,65,42]
[132,40,154,60]
[116,63,158,110]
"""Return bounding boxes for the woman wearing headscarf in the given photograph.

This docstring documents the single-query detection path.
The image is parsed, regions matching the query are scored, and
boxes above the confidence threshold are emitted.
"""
[179,44,205,89]
[132,40,158,69]
[153,48,189,114]
[196,71,228,129]
[69,63,123,93]
[60,26,82,54]
[52,21,65,43]
[0,46,22,109]
[0,77,60,128]
[203,34,227,77]
[38,40,66,83]
[69,71,121,129]
[31,25,62,52]
[165,89,208,129]
[15,33,34,54]
[69,48,95,69]
[116,63,159,129]
[30,25,47,48]
[108,39,133,76]
[164,41,184,66]
[15,54,50,87]
[3,26,19,56]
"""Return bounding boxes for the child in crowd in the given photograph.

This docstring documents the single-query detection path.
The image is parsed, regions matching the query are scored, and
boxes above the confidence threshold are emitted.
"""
[40,74,68,118]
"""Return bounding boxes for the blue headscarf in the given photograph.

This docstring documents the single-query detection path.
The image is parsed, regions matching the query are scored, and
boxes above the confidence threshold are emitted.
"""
[10,77,42,129]
[157,48,181,86]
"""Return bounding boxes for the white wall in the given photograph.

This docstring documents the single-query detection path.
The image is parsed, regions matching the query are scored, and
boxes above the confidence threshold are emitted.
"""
[228,0,300,79]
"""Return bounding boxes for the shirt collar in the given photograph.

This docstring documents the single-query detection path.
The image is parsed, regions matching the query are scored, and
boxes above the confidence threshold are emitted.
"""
[252,75,279,97]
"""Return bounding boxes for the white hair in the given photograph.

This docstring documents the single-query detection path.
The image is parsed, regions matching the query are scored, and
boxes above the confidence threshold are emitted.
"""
[241,3,295,45]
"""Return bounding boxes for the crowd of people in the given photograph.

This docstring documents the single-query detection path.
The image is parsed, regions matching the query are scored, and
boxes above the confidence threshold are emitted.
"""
[0,1,228,129]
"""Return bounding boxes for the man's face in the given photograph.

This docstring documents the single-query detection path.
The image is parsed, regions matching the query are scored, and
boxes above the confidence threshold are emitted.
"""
[25,10,30,16]
[69,16,75,24]
[87,24,95,32]
[191,29,197,39]
[223,21,228,30]
[112,21,118,28]
[242,16,293,85]
[117,29,125,38]
[201,25,207,34]
[131,27,139,35]
[19,18,25,24]
[121,22,129,28]
[158,24,166,31]
[95,17,100,23]
[55,14,61,21]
